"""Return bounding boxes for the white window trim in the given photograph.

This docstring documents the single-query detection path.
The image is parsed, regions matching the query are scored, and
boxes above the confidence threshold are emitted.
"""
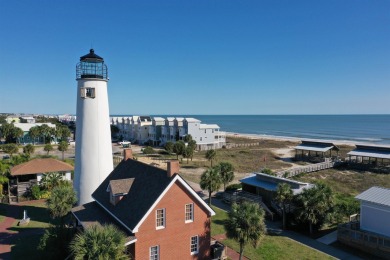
[150,245,159,260]
[185,203,194,223]
[190,235,199,255]
[156,208,165,230]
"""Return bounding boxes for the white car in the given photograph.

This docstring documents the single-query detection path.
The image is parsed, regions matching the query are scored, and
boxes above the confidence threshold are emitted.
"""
[118,140,131,146]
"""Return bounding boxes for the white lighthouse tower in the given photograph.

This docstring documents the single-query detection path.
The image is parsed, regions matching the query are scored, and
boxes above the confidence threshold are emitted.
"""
[74,49,113,205]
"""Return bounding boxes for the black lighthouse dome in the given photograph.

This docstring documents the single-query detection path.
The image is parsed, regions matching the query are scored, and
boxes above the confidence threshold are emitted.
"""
[76,49,108,80]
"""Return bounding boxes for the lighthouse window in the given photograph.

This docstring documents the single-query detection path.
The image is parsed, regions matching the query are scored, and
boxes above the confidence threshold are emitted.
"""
[80,87,95,99]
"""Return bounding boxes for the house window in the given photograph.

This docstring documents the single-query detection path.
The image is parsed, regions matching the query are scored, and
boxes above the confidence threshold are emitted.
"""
[150,245,159,260]
[190,236,198,255]
[156,209,165,229]
[185,203,194,222]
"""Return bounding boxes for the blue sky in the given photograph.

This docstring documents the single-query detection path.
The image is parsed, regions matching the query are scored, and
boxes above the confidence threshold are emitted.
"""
[0,0,389,115]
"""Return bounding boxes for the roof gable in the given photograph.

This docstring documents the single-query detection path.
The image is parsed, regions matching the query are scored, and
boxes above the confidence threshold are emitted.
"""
[108,178,134,195]
[92,159,215,233]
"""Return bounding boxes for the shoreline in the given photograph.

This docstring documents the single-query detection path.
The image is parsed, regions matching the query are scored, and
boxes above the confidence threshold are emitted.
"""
[225,132,386,147]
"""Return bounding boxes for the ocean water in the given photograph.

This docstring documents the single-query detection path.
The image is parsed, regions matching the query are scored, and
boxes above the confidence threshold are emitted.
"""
[190,115,390,145]
[114,115,390,145]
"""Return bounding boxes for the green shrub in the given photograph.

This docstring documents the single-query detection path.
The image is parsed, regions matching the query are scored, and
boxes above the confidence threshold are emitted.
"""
[225,183,242,191]
[40,190,51,199]
[31,184,42,200]
[143,146,155,154]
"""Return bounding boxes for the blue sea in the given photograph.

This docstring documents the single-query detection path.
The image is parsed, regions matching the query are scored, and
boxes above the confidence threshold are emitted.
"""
[114,115,390,145]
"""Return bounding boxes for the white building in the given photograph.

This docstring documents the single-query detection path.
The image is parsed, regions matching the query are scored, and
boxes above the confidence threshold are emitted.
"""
[355,186,390,237]
[136,116,152,144]
[149,117,165,146]
[110,116,226,150]
[74,49,113,205]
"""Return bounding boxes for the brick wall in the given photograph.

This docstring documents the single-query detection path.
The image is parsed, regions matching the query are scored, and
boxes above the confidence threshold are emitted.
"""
[134,181,211,259]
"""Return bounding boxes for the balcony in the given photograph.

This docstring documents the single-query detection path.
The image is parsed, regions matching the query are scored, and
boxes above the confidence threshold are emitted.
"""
[338,221,390,259]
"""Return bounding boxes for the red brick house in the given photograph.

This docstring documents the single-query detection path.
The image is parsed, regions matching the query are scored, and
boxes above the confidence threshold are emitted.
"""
[72,149,215,259]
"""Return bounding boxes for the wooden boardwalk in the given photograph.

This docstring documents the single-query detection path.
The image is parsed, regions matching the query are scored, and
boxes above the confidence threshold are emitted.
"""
[276,161,337,178]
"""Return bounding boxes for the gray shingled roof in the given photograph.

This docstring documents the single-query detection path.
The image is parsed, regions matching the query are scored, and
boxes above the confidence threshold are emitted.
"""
[72,201,136,244]
[355,186,390,207]
[92,159,174,231]
[109,178,134,195]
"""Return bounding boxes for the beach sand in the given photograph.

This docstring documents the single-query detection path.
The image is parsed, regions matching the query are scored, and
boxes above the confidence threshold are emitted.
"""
[226,131,363,146]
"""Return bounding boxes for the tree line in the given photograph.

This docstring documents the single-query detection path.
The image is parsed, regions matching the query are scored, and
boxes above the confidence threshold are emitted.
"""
[0,122,71,144]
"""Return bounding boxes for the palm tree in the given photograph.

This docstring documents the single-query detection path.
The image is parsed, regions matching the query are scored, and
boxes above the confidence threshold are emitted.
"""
[46,183,77,226]
[39,124,53,144]
[205,149,217,167]
[40,172,62,191]
[225,202,266,260]
[275,183,293,230]
[69,224,127,260]
[295,183,333,234]
[218,162,235,190]
[29,126,41,144]
[57,141,69,160]
[11,127,24,144]
[200,167,221,206]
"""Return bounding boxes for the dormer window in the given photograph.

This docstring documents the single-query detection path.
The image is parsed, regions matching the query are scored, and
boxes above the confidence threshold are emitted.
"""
[107,178,134,206]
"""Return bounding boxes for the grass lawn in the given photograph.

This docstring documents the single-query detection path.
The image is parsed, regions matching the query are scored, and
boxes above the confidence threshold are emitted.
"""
[12,200,59,229]
[9,200,59,259]
[211,206,333,260]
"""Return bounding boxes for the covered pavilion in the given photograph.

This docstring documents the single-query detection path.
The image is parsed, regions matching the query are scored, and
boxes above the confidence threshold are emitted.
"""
[294,140,340,162]
[347,144,390,166]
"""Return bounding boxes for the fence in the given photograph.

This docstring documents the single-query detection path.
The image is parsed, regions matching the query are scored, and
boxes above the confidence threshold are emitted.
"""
[338,222,390,259]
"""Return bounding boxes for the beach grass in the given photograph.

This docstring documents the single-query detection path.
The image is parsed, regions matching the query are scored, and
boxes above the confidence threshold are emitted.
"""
[292,167,390,196]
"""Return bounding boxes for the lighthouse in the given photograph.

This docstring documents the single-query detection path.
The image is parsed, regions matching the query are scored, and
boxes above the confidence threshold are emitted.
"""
[74,49,113,205]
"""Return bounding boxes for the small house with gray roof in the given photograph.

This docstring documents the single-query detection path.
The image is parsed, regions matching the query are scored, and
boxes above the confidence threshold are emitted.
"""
[338,186,390,259]
[72,149,215,259]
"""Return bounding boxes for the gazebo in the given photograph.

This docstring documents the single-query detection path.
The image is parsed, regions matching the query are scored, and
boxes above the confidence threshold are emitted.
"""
[10,158,74,202]
[294,140,339,162]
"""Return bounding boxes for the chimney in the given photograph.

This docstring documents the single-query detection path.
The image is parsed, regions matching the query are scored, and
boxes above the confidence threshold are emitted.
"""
[167,160,180,178]
[123,149,133,161]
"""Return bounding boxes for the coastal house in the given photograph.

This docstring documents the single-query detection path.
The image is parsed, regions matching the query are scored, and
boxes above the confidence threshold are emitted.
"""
[294,140,340,162]
[161,117,175,144]
[136,116,152,144]
[149,117,165,146]
[72,149,215,259]
[240,173,313,204]
[9,158,73,202]
[338,186,390,259]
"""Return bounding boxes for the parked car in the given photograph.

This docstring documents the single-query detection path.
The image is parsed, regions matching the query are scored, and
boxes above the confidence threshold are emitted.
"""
[118,140,131,146]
